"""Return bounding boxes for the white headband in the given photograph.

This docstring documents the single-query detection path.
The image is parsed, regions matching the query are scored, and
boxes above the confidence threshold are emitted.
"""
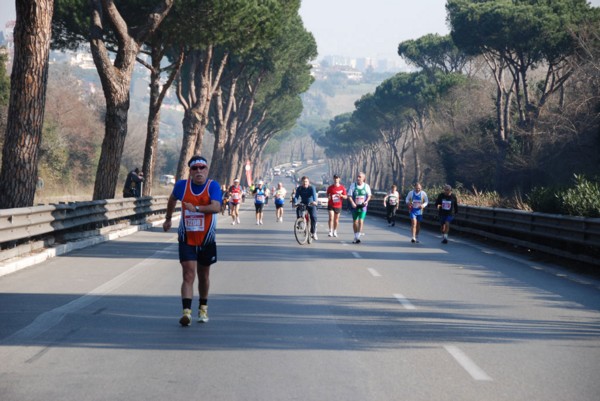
[189,159,207,167]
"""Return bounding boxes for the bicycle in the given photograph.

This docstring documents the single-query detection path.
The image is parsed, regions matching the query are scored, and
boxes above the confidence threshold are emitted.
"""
[294,203,313,245]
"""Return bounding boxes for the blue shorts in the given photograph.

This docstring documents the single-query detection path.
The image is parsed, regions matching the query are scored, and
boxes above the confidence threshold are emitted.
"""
[409,212,423,221]
[179,241,217,266]
[439,215,454,225]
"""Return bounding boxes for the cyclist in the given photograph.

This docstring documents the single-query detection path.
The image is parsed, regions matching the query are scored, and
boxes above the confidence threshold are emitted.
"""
[293,176,318,240]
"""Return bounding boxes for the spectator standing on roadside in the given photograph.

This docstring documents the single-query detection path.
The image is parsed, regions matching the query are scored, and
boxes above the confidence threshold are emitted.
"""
[406,182,428,243]
[435,184,459,244]
[123,167,144,198]
[383,184,400,227]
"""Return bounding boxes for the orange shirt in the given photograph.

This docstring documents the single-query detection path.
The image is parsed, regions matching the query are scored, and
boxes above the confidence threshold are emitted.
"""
[180,179,217,246]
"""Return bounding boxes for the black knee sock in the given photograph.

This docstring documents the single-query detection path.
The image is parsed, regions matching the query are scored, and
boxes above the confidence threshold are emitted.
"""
[182,298,192,310]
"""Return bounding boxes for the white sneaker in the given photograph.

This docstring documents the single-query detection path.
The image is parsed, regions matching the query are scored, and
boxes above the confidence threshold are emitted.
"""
[231,221,236,225]
[328,231,333,237]
[236,217,240,224]
[333,231,338,237]
[259,220,263,225]
[256,221,260,225]
[312,233,318,240]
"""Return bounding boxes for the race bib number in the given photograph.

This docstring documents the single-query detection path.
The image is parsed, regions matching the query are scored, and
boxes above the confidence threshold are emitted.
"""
[256,195,265,203]
[442,200,452,210]
[389,197,398,206]
[185,211,205,232]
[332,194,340,202]
[231,192,241,200]
[412,200,421,208]
[355,195,366,205]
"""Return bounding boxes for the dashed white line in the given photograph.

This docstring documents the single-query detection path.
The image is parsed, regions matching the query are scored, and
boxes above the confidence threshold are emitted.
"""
[394,293,416,310]
[367,268,381,277]
[444,345,493,381]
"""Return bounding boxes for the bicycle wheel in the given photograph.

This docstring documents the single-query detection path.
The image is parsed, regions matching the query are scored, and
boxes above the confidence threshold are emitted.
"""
[294,217,308,245]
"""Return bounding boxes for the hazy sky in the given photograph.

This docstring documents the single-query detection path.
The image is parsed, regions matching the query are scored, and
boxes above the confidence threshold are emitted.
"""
[1,0,600,61]
[299,0,450,60]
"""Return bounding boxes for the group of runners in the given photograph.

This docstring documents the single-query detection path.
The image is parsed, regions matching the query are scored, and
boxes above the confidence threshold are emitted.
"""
[223,171,459,246]
[162,156,459,326]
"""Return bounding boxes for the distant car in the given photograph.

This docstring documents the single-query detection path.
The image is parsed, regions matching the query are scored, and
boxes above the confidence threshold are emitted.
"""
[317,190,328,208]
[159,174,175,185]
[273,168,281,176]
[291,162,300,168]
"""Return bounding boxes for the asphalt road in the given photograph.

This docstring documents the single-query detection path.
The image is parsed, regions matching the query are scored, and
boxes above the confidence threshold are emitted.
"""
[1,202,599,401]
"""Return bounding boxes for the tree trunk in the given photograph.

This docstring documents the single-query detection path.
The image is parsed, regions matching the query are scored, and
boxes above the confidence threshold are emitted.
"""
[142,47,183,196]
[176,109,201,180]
[0,0,54,209]
[175,47,228,179]
[89,0,173,200]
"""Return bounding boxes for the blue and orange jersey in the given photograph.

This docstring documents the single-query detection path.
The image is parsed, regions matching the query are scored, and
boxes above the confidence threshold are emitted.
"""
[172,178,222,246]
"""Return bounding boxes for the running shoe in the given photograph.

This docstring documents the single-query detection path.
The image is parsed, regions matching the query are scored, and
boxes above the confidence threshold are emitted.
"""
[355,239,361,244]
[179,308,192,326]
[333,231,338,237]
[411,238,416,243]
[236,217,240,224]
[328,231,333,237]
[441,238,448,244]
[312,233,318,240]
[198,306,209,323]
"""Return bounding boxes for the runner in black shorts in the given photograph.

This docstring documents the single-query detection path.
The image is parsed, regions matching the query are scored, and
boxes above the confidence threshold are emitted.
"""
[326,175,347,237]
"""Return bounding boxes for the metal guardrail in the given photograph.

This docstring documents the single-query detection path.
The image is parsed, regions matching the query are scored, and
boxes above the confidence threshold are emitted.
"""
[1,195,598,267]
[366,197,600,266]
[0,196,179,262]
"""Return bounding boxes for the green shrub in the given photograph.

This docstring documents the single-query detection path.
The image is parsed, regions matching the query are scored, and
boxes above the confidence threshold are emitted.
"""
[527,175,600,217]
[557,175,600,217]
[527,186,563,214]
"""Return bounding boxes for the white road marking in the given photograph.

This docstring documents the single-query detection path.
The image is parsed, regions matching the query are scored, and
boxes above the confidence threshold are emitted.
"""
[352,252,361,258]
[394,293,416,310]
[367,268,381,277]
[444,345,493,381]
